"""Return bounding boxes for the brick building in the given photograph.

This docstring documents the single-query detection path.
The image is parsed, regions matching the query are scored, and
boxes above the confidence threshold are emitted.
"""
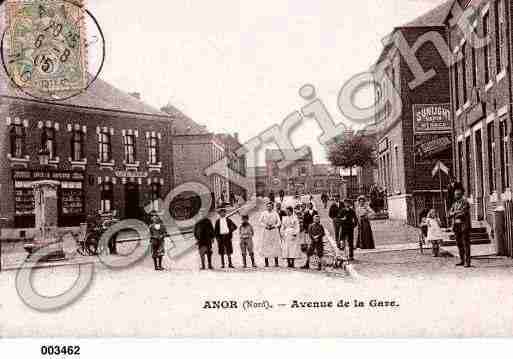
[449,0,513,229]
[0,73,176,233]
[253,149,345,198]
[373,2,454,225]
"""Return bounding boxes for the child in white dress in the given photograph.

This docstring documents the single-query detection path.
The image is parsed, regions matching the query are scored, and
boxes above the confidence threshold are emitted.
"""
[424,209,443,257]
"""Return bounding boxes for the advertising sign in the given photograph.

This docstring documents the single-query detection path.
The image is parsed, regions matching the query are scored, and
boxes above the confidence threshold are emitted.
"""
[414,133,452,162]
[413,104,451,133]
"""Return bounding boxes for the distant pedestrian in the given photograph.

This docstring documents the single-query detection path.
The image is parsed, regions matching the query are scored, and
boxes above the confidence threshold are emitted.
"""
[259,202,282,267]
[329,195,344,246]
[356,196,375,249]
[281,207,302,268]
[149,211,169,271]
[239,214,257,268]
[339,198,358,260]
[425,208,443,257]
[279,189,285,203]
[194,217,215,270]
[214,207,238,268]
[275,201,287,223]
[448,186,472,267]
[302,214,325,271]
[321,192,329,209]
[269,191,275,203]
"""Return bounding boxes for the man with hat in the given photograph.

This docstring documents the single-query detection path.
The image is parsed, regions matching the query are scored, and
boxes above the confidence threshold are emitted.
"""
[214,207,238,268]
[194,215,215,270]
[149,211,169,271]
[328,195,344,247]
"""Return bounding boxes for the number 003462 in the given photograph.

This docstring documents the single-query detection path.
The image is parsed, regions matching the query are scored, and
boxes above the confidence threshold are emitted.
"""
[40,345,80,356]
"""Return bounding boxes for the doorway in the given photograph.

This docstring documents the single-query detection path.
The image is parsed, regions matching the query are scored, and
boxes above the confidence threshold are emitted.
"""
[474,128,485,220]
[125,183,140,219]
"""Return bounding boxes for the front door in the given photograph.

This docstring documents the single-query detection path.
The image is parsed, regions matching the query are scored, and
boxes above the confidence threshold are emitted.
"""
[125,183,140,219]
[474,128,485,220]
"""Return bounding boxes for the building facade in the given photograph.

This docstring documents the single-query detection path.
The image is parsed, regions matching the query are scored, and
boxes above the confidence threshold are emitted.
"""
[449,0,513,229]
[373,5,454,225]
[0,78,176,234]
[254,149,345,198]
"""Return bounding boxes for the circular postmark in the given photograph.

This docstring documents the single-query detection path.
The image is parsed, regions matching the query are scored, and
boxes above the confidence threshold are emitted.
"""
[0,0,105,101]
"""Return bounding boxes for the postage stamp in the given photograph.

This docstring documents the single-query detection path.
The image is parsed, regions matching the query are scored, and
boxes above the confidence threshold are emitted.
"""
[1,0,103,100]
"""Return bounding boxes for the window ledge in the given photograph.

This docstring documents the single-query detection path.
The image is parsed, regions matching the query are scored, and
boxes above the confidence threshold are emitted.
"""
[69,158,87,165]
[497,69,507,82]
[7,154,29,162]
[124,161,140,168]
[485,81,494,92]
[148,162,163,172]
[98,159,115,169]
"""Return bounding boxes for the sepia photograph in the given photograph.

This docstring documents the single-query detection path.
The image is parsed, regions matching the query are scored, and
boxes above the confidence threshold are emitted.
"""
[1,0,513,343]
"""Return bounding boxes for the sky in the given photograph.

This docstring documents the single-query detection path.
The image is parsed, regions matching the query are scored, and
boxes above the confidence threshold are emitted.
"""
[85,0,447,166]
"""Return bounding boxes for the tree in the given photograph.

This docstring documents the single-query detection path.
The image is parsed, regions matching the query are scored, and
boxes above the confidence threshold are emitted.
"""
[327,133,375,197]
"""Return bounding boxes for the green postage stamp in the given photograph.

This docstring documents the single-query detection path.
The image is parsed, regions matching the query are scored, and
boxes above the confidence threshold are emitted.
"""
[4,0,87,98]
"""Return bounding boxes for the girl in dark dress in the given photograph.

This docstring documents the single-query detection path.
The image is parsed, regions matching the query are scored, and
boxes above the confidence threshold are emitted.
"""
[355,196,376,249]
[149,212,169,271]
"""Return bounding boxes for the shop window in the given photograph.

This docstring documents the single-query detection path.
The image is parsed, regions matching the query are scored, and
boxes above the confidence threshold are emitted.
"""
[487,121,496,193]
[124,133,137,164]
[71,130,84,161]
[100,182,114,213]
[147,133,160,164]
[42,127,56,159]
[98,129,112,163]
[10,123,25,158]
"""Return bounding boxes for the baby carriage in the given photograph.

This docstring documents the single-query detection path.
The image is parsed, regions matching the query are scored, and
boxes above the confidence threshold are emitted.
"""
[301,232,346,270]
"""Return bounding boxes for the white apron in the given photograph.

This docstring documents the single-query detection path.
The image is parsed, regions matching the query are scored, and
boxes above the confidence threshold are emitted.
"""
[281,215,302,259]
[259,211,282,258]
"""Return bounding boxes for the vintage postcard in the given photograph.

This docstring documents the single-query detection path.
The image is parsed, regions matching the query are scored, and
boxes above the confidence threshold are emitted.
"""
[1,0,513,339]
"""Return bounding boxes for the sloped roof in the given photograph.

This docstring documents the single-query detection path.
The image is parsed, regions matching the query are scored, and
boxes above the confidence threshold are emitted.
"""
[265,148,312,162]
[0,69,170,117]
[402,0,454,27]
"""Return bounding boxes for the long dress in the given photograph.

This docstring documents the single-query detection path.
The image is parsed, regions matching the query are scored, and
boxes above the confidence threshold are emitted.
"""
[281,215,302,259]
[426,218,443,244]
[356,204,375,249]
[259,210,282,258]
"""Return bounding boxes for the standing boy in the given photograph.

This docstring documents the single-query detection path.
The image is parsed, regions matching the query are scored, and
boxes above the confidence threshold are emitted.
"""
[214,207,238,268]
[239,214,257,268]
[302,214,325,271]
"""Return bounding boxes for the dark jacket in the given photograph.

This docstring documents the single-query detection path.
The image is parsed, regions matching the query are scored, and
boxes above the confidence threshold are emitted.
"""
[214,217,238,239]
[308,222,325,242]
[328,203,342,219]
[303,209,318,231]
[194,218,215,246]
[338,207,358,229]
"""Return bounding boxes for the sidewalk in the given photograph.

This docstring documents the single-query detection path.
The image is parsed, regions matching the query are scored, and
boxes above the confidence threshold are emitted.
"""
[0,197,262,271]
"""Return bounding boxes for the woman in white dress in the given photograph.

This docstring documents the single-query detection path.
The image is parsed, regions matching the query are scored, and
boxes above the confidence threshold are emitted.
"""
[259,202,282,267]
[281,206,302,268]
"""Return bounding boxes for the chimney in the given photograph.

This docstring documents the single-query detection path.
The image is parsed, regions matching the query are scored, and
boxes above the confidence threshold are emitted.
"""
[129,92,141,100]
